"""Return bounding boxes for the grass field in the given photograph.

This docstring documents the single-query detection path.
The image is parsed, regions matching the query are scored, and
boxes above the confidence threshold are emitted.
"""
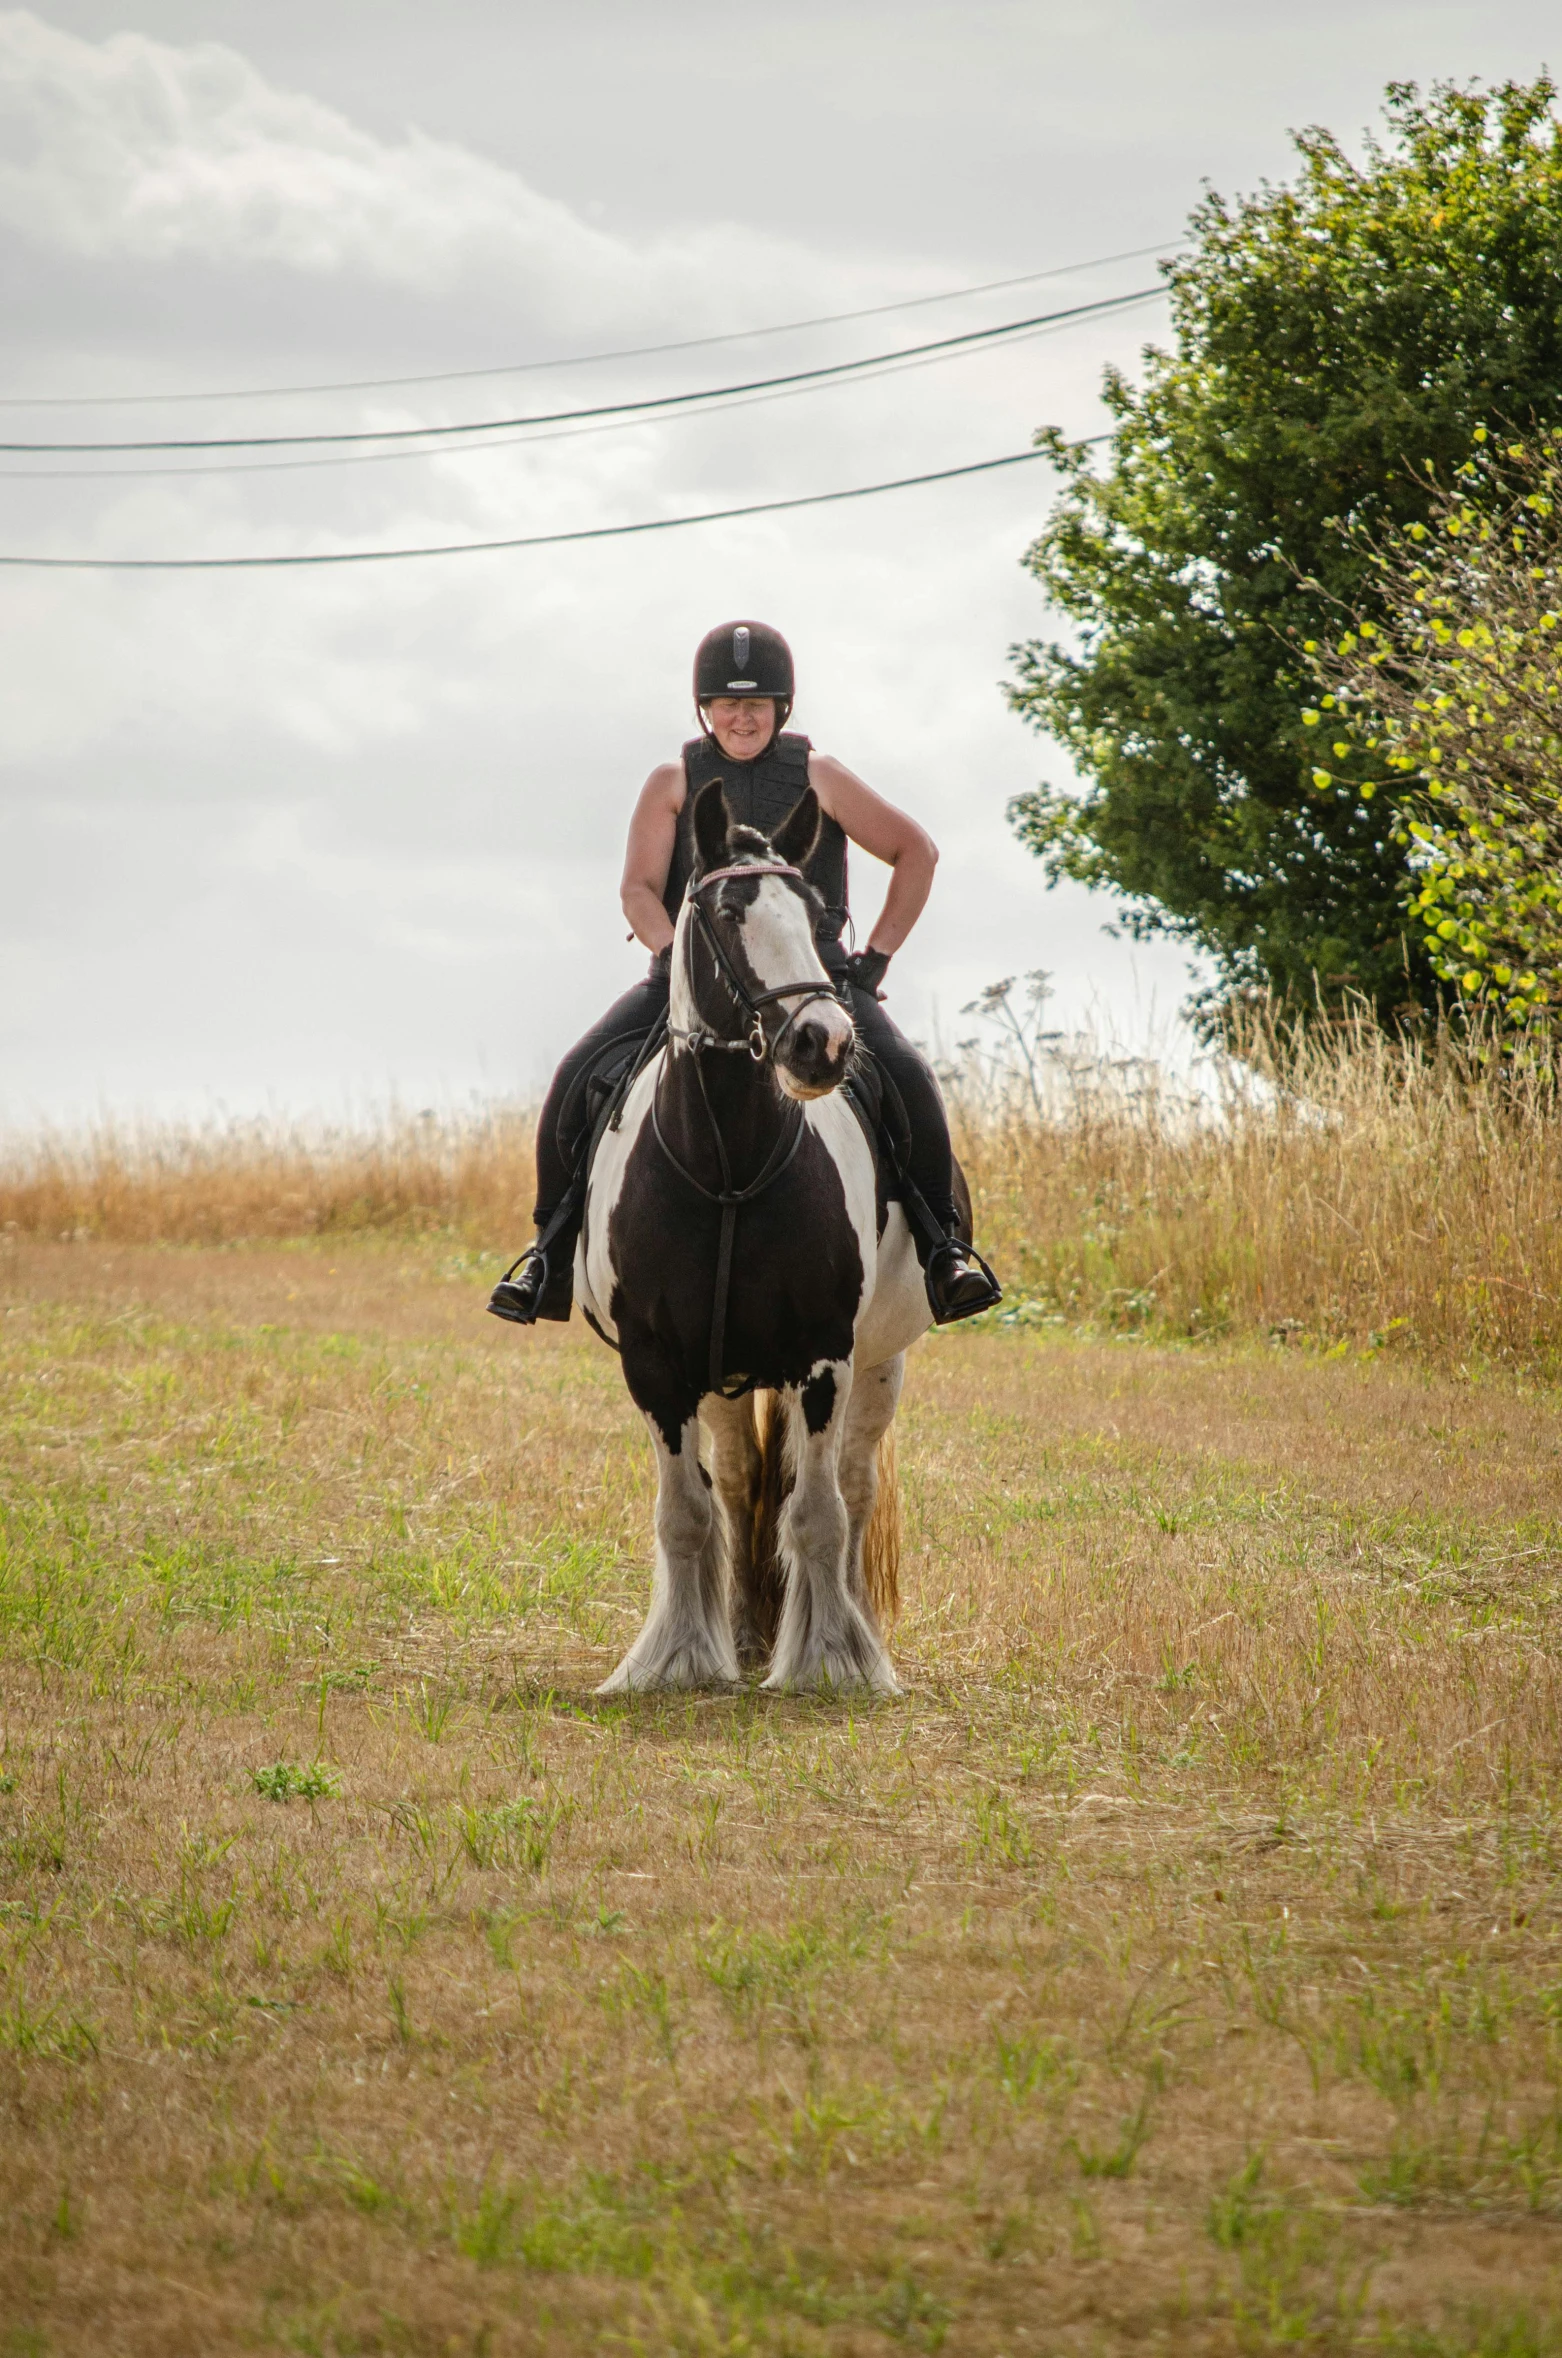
[4,1232,1562,2354]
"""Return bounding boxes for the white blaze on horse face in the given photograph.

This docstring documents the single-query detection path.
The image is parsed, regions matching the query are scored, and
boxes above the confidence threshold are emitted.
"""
[741,877,855,1099]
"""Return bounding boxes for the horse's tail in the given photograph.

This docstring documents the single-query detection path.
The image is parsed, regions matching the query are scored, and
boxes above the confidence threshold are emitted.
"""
[748,1390,789,1654]
[750,1393,901,1633]
[863,1424,901,1627]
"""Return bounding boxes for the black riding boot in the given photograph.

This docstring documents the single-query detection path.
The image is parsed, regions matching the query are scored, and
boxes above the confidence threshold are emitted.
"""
[486,1197,580,1326]
[843,957,1003,1325]
[922,1236,1003,1324]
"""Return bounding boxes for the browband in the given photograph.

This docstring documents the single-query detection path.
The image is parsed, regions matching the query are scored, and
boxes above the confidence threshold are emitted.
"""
[693,861,803,892]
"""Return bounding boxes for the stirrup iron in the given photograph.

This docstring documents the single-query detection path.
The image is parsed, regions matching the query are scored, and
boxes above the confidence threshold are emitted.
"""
[487,1243,572,1326]
[924,1237,1002,1326]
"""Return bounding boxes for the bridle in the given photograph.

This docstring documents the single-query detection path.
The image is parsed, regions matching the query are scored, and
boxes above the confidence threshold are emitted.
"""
[670,860,844,1064]
[651,857,849,1398]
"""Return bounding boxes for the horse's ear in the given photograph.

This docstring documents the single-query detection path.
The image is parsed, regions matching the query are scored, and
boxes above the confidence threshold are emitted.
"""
[772,785,820,870]
[693,777,731,874]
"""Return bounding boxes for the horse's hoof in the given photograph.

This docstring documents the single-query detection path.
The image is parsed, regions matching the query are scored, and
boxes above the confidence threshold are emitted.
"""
[596,1647,740,1695]
[760,1653,899,1698]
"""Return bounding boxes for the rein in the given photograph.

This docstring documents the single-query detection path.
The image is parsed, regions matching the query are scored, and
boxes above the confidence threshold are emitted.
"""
[651,858,840,1397]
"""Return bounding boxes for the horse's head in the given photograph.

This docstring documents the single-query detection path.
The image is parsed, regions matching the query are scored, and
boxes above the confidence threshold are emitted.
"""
[680,777,857,1101]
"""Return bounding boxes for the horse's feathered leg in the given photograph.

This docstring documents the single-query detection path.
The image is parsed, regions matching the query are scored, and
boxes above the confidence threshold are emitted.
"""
[761,1363,899,1697]
[597,1413,739,1694]
[838,1353,904,1624]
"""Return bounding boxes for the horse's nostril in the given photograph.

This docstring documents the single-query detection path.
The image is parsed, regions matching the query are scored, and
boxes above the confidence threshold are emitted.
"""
[784,1015,850,1082]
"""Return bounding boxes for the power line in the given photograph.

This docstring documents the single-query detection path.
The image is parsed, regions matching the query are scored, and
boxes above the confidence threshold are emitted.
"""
[0,288,1162,457]
[1,303,1152,481]
[0,239,1181,410]
[0,441,1111,570]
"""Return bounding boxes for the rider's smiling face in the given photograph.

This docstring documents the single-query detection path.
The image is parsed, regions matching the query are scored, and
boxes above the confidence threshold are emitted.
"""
[704,697,777,761]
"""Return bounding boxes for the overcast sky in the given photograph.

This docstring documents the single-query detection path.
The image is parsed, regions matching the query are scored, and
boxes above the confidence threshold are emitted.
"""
[1,1,1557,1128]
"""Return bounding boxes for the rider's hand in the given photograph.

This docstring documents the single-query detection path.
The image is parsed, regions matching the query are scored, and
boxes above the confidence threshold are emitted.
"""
[845,948,890,1001]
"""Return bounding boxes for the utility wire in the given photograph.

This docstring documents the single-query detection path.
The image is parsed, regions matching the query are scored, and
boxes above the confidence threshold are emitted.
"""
[0,239,1181,409]
[0,441,1115,570]
[2,302,1156,481]
[0,287,1162,456]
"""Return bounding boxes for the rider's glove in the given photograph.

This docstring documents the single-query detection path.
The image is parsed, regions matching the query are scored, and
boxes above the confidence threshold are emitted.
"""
[845,948,891,1001]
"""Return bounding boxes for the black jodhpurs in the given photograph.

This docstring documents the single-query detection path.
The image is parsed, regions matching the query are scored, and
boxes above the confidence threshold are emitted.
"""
[842,978,956,1230]
[531,959,957,1241]
[532,967,672,1220]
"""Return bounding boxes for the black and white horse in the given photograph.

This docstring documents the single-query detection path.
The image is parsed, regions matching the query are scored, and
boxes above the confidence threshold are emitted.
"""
[578,779,931,1695]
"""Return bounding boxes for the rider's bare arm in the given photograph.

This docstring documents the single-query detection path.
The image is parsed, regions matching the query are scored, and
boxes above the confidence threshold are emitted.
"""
[621,752,938,961]
[808,754,939,958]
[620,762,685,953]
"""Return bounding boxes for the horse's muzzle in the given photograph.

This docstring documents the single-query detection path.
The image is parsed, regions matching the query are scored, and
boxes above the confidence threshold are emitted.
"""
[776,1011,855,1101]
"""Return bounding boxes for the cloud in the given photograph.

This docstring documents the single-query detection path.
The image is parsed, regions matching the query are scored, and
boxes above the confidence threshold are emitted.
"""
[0,9,608,288]
[0,8,889,325]
[0,9,1205,1126]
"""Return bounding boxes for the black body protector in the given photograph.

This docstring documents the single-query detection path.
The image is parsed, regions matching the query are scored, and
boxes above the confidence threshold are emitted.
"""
[667,732,849,964]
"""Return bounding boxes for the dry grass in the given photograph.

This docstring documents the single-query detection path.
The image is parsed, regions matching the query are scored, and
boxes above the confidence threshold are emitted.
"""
[4,1232,1562,2353]
[9,1011,1562,1373]
[0,1106,536,1248]
[952,1006,1562,1370]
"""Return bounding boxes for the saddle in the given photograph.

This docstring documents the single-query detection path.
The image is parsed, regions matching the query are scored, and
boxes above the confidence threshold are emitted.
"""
[520,1007,964,1345]
[560,1027,663,1176]
[497,1024,670,1326]
[562,1024,932,1248]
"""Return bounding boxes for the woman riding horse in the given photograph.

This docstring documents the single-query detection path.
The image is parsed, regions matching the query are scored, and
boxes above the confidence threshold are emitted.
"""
[489,619,1001,1328]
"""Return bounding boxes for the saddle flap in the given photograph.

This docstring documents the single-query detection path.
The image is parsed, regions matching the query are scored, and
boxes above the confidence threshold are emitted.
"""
[843,1048,913,1178]
[569,1022,668,1191]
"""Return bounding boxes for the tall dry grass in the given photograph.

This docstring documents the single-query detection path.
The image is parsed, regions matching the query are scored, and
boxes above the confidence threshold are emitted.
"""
[951,989,1562,1367]
[0,1104,535,1249]
[8,1003,1562,1365]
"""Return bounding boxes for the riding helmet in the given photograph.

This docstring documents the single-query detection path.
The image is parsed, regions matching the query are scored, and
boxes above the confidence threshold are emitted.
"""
[693,620,794,727]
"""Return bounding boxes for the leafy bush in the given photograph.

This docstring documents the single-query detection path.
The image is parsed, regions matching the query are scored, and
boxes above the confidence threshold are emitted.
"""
[1299,426,1562,1028]
[1007,75,1562,1028]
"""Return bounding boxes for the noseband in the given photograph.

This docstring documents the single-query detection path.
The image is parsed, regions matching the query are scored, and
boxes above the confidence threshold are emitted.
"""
[676,861,844,1063]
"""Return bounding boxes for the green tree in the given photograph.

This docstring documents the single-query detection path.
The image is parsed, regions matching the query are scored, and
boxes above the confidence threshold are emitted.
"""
[1006,76,1562,1029]
[1300,426,1562,1029]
